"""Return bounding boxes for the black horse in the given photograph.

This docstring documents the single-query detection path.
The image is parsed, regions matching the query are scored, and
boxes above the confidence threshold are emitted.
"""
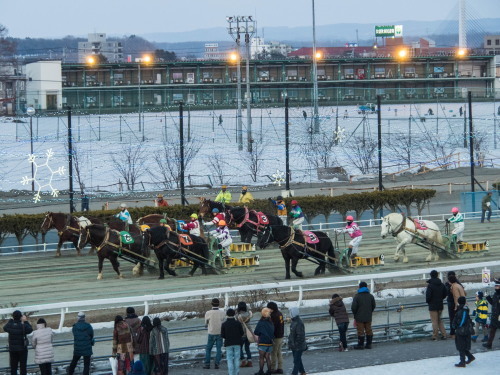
[146,225,209,279]
[258,225,336,279]
[78,224,150,280]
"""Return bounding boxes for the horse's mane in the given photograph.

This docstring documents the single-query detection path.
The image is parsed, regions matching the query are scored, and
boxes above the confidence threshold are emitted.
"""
[206,199,232,211]
[149,225,169,243]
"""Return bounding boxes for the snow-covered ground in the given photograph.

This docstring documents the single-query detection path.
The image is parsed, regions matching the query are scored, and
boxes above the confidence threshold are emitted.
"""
[0,101,499,200]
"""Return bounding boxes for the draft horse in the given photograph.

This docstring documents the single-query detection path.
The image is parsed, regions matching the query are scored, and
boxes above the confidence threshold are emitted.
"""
[78,223,149,279]
[380,212,444,263]
[137,214,204,237]
[258,225,336,279]
[146,225,210,279]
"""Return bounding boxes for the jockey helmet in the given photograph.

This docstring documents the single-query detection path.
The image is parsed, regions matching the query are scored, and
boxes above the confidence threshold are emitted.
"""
[451,207,459,213]
[159,219,167,224]
[212,208,220,213]
[157,194,163,198]
[346,215,354,221]
[277,196,283,200]
[221,185,227,189]
[140,224,150,231]
[218,220,227,226]
[191,213,198,219]
[120,203,127,208]
[291,200,298,205]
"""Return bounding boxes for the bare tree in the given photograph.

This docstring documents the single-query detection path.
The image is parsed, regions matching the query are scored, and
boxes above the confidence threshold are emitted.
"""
[205,154,227,185]
[473,130,489,167]
[241,142,266,182]
[67,144,86,193]
[0,24,16,57]
[348,136,378,174]
[151,139,201,189]
[111,143,147,191]
[418,132,456,168]
[387,134,415,169]
[301,132,339,169]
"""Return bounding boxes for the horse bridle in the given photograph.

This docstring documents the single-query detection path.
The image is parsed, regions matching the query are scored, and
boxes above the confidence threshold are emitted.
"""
[41,213,54,233]
[385,216,406,237]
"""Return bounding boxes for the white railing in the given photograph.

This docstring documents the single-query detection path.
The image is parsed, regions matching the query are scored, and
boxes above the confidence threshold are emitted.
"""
[1,260,498,331]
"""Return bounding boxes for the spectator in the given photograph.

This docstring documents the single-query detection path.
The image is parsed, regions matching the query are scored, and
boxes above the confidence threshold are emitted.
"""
[81,193,90,211]
[459,106,463,116]
[288,307,307,375]
[254,308,274,375]
[215,185,232,204]
[302,110,307,120]
[448,274,466,338]
[351,281,376,349]
[3,310,33,375]
[425,270,448,340]
[238,186,254,204]
[472,291,488,343]
[130,360,146,375]
[112,315,134,375]
[267,302,284,374]
[221,308,244,375]
[203,298,226,369]
[68,312,94,375]
[269,196,287,225]
[155,194,169,208]
[136,316,154,375]
[329,293,350,351]
[236,301,253,368]
[125,307,142,359]
[481,192,493,223]
[149,317,169,375]
[445,271,463,337]
[452,296,474,367]
[483,278,500,349]
[31,318,54,375]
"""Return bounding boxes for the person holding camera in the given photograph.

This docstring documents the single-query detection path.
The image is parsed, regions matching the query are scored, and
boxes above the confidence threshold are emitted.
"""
[3,310,33,375]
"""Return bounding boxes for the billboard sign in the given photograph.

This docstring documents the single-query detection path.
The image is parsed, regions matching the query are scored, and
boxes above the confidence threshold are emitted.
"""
[375,25,403,37]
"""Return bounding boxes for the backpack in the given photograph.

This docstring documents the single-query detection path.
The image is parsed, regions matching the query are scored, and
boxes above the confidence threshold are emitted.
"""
[456,316,474,336]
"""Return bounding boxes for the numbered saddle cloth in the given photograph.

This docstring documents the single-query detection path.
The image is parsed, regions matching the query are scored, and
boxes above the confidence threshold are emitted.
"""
[302,230,320,244]
[413,219,428,230]
[177,233,194,246]
[119,231,135,244]
[256,212,269,225]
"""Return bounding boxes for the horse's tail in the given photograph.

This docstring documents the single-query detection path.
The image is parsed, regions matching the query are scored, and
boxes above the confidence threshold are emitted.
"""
[434,229,444,245]
[327,238,336,260]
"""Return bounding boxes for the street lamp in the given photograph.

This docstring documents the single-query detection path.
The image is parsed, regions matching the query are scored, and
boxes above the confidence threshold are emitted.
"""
[138,54,152,135]
[311,0,320,133]
[26,107,35,192]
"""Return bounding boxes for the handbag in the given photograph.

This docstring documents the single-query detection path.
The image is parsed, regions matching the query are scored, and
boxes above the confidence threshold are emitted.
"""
[21,321,29,348]
[241,320,258,343]
[109,356,118,375]
[456,317,474,336]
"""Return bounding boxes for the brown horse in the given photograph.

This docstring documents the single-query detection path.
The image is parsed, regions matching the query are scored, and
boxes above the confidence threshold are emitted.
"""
[138,214,205,237]
[40,212,101,256]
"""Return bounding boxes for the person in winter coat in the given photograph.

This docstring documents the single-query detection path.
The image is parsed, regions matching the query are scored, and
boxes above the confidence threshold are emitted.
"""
[221,308,244,375]
[481,192,493,223]
[181,213,201,236]
[448,274,466,338]
[329,294,350,351]
[125,307,142,358]
[351,281,376,350]
[238,186,254,204]
[289,200,304,230]
[236,301,253,368]
[267,302,285,374]
[31,318,54,375]
[154,194,169,208]
[446,207,464,243]
[3,310,33,375]
[215,185,232,204]
[136,316,154,375]
[68,312,94,375]
[452,296,475,367]
[203,298,226,369]
[270,196,288,225]
[112,315,134,375]
[288,307,307,375]
[149,317,169,375]
[445,271,461,337]
[253,308,274,375]
[483,278,500,349]
[472,291,489,342]
[336,216,363,259]
[425,270,448,340]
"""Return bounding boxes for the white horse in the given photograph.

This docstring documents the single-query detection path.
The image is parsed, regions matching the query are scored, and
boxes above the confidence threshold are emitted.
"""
[380,213,444,263]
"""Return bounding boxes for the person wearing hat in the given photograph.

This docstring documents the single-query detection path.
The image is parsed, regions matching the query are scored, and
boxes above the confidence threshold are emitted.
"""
[481,192,493,223]
[472,291,488,342]
[288,307,307,375]
[337,216,363,260]
[329,294,350,351]
[155,194,169,208]
[351,281,376,350]
[159,219,171,230]
[182,213,201,236]
[425,270,448,340]
[270,196,288,225]
[446,207,464,243]
[253,308,274,375]
[210,220,232,264]
[68,312,94,375]
[215,185,232,204]
[221,308,244,375]
[289,200,304,230]
[31,317,54,375]
[116,203,133,225]
[203,298,226,369]
[208,208,226,227]
[483,278,500,349]
[452,296,474,367]
[3,310,33,375]
[238,186,254,204]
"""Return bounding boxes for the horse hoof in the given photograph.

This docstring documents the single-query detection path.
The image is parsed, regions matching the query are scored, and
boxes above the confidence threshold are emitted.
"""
[118,275,124,279]
[403,257,409,263]
[97,274,103,280]
[393,256,399,262]
[285,276,291,280]
[297,273,304,278]
[434,255,440,261]
[55,253,61,258]
[425,255,432,262]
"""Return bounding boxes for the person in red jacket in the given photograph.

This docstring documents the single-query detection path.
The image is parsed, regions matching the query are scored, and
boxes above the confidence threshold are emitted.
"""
[154,194,169,207]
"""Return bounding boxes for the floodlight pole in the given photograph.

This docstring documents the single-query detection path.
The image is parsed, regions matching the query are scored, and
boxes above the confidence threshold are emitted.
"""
[312,0,319,133]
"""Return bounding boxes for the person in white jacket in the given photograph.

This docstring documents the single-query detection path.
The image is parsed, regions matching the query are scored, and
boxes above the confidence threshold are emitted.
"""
[31,318,54,375]
[210,220,232,264]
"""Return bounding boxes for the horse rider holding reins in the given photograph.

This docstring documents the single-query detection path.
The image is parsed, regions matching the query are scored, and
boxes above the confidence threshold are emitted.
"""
[446,207,465,244]
[290,200,305,230]
[336,215,363,259]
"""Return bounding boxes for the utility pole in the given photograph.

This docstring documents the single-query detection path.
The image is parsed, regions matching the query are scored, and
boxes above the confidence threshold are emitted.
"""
[468,91,475,194]
[67,107,75,213]
[311,0,320,133]
[285,98,290,191]
[180,102,186,206]
[377,95,383,192]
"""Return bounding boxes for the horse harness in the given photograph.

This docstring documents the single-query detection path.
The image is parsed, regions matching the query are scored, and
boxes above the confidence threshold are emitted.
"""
[388,214,438,237]
[153,233,209,263]
[90,227,150,261]
[59,214,80,237]
[276,227,337,264]
[230,207,268,232]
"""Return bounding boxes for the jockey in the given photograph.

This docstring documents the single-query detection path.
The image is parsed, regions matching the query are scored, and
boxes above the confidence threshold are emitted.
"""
[270,195,287,225]
[215,185,232,204]
[208,208,226,226]
[182,213,201,236]
[337,215,363,259]
[116,203,133,225]
[290,200,305,230]
[155,194,169,207]
[210,220,232,263]
[159,218,171,230]
[238,186,254,204]
[446,207,464,243]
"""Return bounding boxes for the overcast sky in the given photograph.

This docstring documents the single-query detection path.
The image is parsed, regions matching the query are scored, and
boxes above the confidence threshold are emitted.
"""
[3,0,500,39]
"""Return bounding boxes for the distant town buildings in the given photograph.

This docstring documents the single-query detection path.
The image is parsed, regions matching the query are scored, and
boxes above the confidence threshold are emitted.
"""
[484,35,500,55]
[203,43,230,60]
[251,37,292,59]
[25,61,62,111]
[78,33,123,63]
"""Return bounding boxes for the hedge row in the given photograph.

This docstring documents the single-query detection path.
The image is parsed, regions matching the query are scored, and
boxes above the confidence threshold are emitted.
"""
[0,189,436,247]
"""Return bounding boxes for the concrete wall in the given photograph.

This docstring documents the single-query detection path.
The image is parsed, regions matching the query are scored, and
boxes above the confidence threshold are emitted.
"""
[25,60,62,110]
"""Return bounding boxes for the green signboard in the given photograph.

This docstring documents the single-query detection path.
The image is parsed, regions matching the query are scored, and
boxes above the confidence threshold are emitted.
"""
[375,25,403,37]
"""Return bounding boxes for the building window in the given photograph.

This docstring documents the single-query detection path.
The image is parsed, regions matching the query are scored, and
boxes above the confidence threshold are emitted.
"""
[487,39,492,46]
[496,39,500,46]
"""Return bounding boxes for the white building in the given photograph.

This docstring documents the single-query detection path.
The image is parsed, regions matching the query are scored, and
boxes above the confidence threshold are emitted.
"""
[250,37,291,59]
[203,43,230,60]
[25,61,62,111]
[78,33,123,63]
